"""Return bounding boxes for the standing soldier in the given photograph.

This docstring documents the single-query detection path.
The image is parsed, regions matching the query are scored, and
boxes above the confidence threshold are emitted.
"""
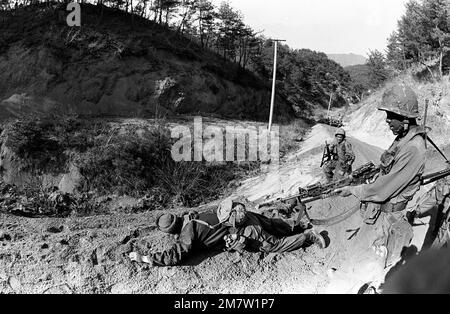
[323,128,356,182]
[335,84,427,270]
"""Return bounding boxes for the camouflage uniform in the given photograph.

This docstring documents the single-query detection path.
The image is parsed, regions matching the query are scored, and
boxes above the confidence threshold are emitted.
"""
[413,177,450,249]
[323,138,356,182]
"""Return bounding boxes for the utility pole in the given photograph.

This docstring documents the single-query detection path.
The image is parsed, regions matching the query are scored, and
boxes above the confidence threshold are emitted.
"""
[268,39,286,132]
[327,92,333,123]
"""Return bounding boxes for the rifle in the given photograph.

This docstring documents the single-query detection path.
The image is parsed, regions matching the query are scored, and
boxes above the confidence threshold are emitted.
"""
[258,162,380,208]
[320,141,332,168]
[421,167,450,186]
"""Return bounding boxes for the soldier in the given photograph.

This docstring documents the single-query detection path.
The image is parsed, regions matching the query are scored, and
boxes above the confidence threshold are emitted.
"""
[217,197,326,254]
[335,84,427,269]
[323,128,355,182]
[129,198,326,266]
[407,176,450,249]
[129,210,230,267]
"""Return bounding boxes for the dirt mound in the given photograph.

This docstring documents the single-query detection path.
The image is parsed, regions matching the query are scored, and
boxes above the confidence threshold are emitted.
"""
[0,4,294,122]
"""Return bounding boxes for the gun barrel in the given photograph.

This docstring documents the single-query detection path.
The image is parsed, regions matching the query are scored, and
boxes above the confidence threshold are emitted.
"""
[421,169,450,186]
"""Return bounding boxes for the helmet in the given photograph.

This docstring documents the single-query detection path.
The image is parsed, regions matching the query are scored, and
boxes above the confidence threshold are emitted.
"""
[156,213,181,234]
[217,196,251,224]
[335,128,346,137]
[217,198,234,223]
[378,84,419,119]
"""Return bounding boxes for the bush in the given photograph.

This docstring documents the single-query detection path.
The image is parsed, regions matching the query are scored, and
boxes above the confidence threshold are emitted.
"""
[74,125,173,197]
[1,116,263,215]
[3,117,66,173]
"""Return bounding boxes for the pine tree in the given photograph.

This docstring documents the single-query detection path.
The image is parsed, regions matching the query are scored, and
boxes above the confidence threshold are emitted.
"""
[367,50,390,88]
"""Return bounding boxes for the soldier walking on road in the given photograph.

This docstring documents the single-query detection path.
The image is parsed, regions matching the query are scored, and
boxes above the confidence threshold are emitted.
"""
[323,128,355,182]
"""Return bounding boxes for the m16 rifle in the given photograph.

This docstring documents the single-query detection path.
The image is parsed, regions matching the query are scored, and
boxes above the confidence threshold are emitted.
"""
[421,166,450,186]
[320,141,332,168]
[258,162,380,209]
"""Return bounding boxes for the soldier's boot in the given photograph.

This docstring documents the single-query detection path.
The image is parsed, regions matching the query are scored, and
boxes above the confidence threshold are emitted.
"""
[305,229,326,249]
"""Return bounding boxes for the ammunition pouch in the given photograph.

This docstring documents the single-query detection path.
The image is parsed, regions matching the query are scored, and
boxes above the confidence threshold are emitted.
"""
[360,203,382,225]
[361,201,407,225]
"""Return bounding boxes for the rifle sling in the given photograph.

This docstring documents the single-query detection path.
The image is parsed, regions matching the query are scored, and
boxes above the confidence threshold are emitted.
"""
[426,135,449,163]
[310,204,360,227]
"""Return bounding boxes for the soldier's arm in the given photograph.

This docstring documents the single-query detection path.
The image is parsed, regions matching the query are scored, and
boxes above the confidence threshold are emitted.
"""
[346,142,356,163]
[350,144,425,203]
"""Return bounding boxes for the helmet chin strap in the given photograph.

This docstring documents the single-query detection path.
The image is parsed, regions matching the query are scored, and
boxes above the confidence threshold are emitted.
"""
[400,119,410,137]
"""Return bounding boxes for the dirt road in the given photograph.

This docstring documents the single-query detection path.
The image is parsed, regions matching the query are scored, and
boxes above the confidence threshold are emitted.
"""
[0,124,438,294]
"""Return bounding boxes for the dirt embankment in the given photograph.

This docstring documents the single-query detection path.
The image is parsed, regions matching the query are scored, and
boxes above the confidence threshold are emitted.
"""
[0,119,446,294]
[0,4,295,122]
[0,124,387,295]
[345,75,450,149]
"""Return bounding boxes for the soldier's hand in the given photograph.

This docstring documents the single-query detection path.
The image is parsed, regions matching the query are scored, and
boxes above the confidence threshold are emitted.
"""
[224,234,246,253]
[129,252,143,263]
[129,252,152,264]
[335,186,353,198]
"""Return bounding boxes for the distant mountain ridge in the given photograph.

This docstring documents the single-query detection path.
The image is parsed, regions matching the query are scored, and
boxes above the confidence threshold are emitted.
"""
[327,53,367,67]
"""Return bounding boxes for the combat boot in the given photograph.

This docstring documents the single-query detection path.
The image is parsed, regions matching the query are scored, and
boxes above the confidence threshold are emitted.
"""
[305,230,326,249]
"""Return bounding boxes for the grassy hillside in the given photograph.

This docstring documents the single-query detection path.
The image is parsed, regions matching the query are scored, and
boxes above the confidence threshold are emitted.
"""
[0,3,295,121]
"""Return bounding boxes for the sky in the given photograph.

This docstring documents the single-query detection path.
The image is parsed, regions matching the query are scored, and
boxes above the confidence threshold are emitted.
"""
[211,0,409,56]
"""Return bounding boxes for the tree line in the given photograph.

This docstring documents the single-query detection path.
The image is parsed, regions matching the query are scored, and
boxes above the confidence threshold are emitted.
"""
[363,0,450,90]
[0,0,355,110]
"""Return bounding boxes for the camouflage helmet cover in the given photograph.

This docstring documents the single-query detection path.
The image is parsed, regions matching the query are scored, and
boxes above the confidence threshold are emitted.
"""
[335,128,346,137]
[378,84,419,119]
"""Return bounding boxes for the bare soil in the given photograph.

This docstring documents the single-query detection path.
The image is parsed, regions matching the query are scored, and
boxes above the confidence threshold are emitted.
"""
[0,121,447,294]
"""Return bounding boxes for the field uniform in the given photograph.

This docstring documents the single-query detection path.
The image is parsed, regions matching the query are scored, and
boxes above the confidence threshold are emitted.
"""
[150,212,230,266]
[342,84,427,269]
[350,125,426,267]
[323,138,356,182]
[217,197,324,254]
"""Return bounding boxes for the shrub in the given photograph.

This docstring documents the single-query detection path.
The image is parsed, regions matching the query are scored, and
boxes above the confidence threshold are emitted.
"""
[2,116,263,215]
[74,124,173,197]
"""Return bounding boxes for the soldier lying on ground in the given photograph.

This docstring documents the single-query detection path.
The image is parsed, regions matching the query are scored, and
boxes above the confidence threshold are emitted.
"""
[406,176,450,249]
[323,128,355,183]
[129,198,326,267]
[217,197,326,254]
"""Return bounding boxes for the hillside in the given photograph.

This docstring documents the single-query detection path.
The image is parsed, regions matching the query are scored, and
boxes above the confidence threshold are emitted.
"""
[344,74,450,153]
[0,3,295,122]
[3,2,450,296]
[328,53,367,67]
